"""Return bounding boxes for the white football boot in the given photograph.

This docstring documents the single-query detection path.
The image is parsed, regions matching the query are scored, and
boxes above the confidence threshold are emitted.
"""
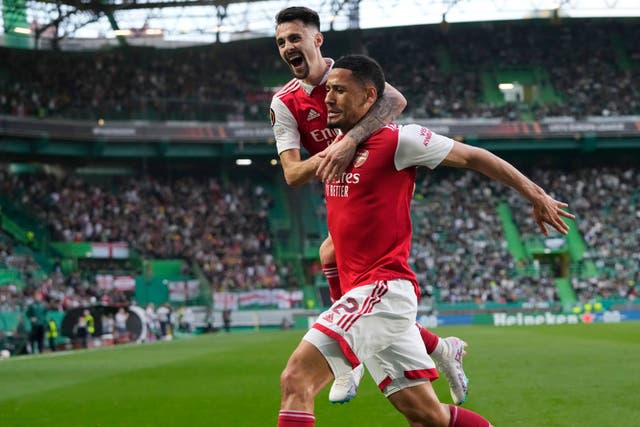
[328,364,365,404]
[432,336,469,405]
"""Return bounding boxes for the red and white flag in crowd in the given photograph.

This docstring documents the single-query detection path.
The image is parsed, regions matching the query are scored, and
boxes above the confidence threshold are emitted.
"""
[91,242,130,259]
[168,280,200,302]
[96,274,136,291]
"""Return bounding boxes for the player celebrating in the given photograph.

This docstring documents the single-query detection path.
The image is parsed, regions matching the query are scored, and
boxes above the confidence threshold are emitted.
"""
[271,6,468,405]
[278,53,574,427]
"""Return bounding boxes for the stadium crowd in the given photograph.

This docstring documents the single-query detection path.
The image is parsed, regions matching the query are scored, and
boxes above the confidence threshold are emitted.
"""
[1,19,639,122]
[410,170,559,306]
[3,161,639,309]
[507,165,640,304]
[0,168,286,293]
[1,231,131,312]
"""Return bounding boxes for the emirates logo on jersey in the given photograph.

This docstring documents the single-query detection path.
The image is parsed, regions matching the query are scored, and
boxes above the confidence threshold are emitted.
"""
[353,149,369,168]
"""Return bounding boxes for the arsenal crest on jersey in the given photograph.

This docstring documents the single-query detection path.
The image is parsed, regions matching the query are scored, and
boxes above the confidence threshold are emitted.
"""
[353,149,369,168]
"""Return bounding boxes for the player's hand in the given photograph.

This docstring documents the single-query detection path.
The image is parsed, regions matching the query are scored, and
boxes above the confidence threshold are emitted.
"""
[316,134,357,183]
[531,195,575,236]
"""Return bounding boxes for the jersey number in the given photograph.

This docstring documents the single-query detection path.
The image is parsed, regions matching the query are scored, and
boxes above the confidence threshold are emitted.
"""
[332,297,359,315]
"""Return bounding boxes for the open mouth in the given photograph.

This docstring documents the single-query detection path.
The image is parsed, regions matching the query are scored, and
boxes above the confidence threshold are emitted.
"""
[288,54,304,68]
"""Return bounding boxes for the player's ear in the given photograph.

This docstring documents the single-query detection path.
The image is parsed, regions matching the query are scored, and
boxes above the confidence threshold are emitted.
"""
[365,85,378,107]
[315,31,323,48]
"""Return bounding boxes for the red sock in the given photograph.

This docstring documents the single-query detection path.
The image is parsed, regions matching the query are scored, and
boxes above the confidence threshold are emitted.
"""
[449,405,492,427]
[278,410,315,426]
[322,263,341,303]
[417,322,440,354]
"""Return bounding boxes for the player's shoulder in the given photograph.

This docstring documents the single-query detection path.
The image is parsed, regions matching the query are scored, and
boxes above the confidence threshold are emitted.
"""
[273,78,302,100]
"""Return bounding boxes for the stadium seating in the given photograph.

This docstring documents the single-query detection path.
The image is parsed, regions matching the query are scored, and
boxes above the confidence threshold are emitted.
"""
[1,18,638,121]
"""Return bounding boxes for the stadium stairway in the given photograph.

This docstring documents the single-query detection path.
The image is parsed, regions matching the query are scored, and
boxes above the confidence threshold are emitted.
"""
[564,217,598,278]
[265,181,297,260]
[554,277,577,306]
[497,202,579,305]
[496,202,527,263]
[482,68,562,120]
[299,184,326,259]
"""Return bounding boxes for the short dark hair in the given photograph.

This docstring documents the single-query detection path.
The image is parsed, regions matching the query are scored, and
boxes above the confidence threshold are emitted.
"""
[275,7,321,30]
[333,54,385,99]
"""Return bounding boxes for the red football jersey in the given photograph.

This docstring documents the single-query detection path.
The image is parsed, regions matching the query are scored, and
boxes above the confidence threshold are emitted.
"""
[325,123,454,296]
[270,60,340,156]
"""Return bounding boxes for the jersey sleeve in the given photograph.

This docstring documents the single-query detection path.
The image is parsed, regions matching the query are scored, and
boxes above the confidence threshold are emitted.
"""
[394,123,455,170]
[270,96,301,155]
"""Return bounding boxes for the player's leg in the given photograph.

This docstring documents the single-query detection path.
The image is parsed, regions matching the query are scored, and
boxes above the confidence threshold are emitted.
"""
[367,314,490,427]
[388,381,450,427]
[278,340,334,426]
[388,382,492,427]
[319,235,365,403]
[279,281,390,427]
[319,236,340,302]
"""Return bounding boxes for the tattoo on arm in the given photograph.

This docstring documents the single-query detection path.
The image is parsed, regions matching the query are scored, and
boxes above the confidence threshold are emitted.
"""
[345,94,401,145]
[346,101,391,145]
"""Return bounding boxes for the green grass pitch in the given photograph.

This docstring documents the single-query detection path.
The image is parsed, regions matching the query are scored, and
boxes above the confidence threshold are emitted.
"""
[1,323,639,426]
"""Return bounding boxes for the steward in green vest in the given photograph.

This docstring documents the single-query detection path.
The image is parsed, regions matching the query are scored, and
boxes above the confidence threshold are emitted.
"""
[84,310,95,336]
[46,318,58,352]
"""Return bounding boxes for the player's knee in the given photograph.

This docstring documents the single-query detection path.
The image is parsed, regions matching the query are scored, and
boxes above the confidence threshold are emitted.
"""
[279,360,307,399]
[318,237,335,264]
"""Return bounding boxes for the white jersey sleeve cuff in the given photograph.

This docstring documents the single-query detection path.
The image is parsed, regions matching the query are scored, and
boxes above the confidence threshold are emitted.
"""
[394,124,455,170]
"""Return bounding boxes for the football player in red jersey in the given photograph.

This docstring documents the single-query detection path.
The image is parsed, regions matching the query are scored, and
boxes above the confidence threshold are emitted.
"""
[278,54,573,427]
[271,7,470,407]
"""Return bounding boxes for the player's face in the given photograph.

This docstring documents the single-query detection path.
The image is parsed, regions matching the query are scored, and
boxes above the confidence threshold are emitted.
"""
[275,20,321,80]
[325,68,376,132]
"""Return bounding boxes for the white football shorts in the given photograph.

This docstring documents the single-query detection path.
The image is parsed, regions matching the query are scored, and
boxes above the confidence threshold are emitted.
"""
[304,279,438,397]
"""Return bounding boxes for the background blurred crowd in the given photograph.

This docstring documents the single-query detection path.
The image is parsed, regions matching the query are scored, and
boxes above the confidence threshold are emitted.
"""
[1,19,639,122]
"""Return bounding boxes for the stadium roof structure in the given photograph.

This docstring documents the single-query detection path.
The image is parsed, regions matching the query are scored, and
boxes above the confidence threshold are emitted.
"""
[2,0,640,48]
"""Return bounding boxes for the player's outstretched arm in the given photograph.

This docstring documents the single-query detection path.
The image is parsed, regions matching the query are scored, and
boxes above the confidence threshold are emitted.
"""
[441,141,575,236]
[316,83,407,182]
[280,149,322,188]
